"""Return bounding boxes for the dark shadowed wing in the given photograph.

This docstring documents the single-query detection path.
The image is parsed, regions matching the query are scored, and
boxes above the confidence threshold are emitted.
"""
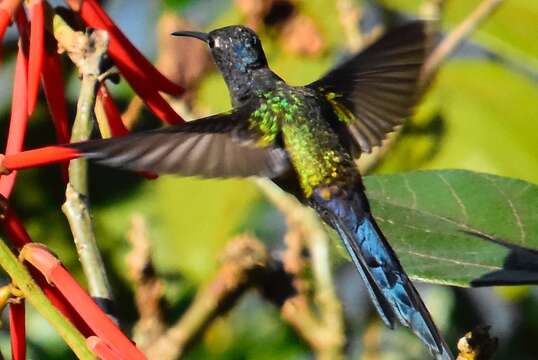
[308,21,430,154]
[69,106,290,179]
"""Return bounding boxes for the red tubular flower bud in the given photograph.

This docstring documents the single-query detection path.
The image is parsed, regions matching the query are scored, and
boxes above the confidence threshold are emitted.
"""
[27,0,44,115]
[98,84,128,137]
[9,302,26,360]
[79,0,182,96]
[78,0,184,125]
[115,62,184,124]
[0,45,28,198]
[2,146,81,171]
[22,244,147,360]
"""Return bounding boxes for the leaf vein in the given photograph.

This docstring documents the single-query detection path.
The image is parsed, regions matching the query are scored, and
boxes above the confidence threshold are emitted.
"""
[482,174,527,245]
[437,173,469,223]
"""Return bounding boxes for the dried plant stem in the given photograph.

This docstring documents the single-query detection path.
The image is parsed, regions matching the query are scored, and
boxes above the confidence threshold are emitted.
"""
[145,235,268,360]
[420,0,504,86]
[0,238,94,359]
[127,215,166,351]
[53,14,114,305]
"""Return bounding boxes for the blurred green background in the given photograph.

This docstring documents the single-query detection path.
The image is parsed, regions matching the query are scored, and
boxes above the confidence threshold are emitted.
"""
[1,0,538,359]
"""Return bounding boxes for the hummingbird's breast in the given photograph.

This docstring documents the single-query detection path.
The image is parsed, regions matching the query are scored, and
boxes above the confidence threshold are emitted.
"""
[274,87,359,197]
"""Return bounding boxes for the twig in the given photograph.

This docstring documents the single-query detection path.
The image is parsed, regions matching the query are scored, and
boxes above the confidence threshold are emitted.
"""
[0,237,95,359]
[420,0,504,86]
[53,14,115,307]
[127,215,166,351]
[145,235,269,360]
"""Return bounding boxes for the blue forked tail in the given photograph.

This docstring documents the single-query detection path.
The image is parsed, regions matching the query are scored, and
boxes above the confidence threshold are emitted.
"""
[311,188,453,360]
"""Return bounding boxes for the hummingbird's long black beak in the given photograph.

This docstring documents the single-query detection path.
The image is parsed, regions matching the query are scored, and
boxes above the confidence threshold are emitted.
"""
[171,31,209,42]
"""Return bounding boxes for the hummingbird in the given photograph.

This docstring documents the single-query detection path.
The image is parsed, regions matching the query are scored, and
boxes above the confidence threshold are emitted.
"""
[67,22,452,359]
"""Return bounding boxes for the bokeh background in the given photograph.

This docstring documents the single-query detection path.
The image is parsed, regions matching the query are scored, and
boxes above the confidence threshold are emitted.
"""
[0,0,537,358]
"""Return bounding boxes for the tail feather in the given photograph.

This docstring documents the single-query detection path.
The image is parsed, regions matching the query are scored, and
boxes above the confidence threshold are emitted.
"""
[312,188,453,360]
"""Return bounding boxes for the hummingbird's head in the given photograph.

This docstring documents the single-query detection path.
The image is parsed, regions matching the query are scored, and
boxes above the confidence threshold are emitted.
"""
[172,26,269,103]
[173,25,267,73]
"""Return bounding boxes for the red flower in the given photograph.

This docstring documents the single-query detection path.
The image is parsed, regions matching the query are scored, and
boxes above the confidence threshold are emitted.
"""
[0,1,189,358]
[78,0,185,124]
[21,244,147,360]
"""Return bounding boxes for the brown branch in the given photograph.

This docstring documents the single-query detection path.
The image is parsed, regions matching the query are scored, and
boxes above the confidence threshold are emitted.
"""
[145,235,269,360]
[53,13,115,306]
[420,0,504,86]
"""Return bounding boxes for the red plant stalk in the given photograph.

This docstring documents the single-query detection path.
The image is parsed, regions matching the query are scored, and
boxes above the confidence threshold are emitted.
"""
[9,301,26,360]
[23,245,147,360]
[0,45,28,198]
[27,0,45,115]
[78,0,184,125]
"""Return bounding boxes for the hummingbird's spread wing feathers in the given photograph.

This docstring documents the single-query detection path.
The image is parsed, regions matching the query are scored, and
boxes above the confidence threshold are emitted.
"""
[68,109,290,178]
[308,21,430,154]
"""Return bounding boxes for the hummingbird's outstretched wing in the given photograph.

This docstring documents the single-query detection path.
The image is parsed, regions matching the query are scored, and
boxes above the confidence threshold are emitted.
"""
[308,21,430,154]
[68,106,290,178]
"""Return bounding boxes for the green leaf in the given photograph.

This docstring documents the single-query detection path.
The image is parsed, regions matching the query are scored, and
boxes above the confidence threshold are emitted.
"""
[364,169,538,287]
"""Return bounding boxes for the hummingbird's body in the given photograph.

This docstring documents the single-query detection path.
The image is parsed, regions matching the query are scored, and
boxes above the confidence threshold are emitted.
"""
[68,23,453,359]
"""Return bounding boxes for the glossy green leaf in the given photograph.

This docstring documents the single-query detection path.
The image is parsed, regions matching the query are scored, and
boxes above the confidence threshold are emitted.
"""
[364,169,538,287]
